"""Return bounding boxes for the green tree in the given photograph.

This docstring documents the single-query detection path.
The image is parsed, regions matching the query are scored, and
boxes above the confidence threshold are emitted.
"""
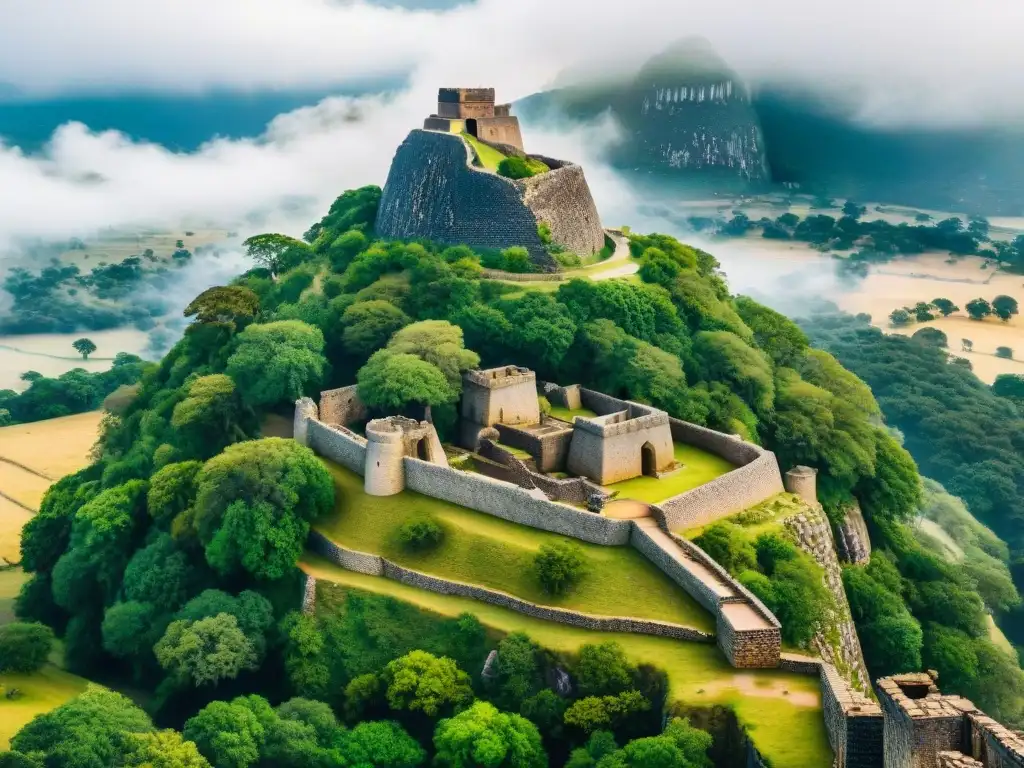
[563,691,651,734]
[146,461,201,526]
[329,229,370,272]
[382,650,472,717]
[996,347,1014,359]
[12,686,153,767]
[534,541,587,595]
[493,632,543,708]
[0,622,54,673]
[992,374,1024,405]
[121,533,195,608]
[341,301,411,358]
[243,233,313,276]
[281,613,330,698]
[183,699,265,768]
[344,721,426,768]
[192,438,333,581]
[154,613,258,687]
[225,320,325,408]
[357,351,456,412]
[72,338,97,360]
[932,298,959,316]
[693,524,756,574]
[734,296,809,367]
[911,327,948,348]
[171,374,248,456]
[433,701,546,768]
[992,295,1019,322]
[692,331,774,413]
[122,730,211,768]
[183,286,260,331]
[386,321,481,391]
[965,298,993,320]
[573,642,635,697]
[101,601,161,660]
[889,308,911,327]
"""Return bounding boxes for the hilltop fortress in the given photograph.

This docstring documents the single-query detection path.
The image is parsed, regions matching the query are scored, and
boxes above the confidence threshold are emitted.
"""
[375,88,605,270]
[294,365,1024,767]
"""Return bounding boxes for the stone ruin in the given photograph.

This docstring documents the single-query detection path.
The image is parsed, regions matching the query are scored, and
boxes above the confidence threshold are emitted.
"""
[364,416,446,497]
[374,86,606,269]
[423,87,525,151]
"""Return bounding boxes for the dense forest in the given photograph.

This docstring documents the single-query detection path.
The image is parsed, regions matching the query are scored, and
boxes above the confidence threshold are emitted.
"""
[6,185,1022,765]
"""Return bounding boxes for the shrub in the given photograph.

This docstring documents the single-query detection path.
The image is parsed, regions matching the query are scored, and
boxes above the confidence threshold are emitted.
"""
[554,251,583,268]
[889,308,912,327]
[0,622,55,673]
[498,156,548,180]
[996,346,1014,359]
[396,518,445,552]
[534,541,587,595]
[693,523,756,573]
[538,396,552,417]
[912,327,948,348]
[501,247,533,274]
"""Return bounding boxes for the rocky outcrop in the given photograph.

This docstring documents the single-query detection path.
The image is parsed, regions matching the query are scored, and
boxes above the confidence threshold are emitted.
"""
[374,130,603,270]
[785,506,872,694]
[518,38,769,191]
[834,501,872,565]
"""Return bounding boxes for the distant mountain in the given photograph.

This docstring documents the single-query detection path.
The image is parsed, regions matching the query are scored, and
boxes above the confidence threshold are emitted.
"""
[519,40,1024,213]
[517,37,770,193]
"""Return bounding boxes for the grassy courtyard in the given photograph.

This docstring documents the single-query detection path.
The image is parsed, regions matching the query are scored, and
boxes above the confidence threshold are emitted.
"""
[301,559,832,768]
[608,443,734,504]
[547,405,598,423]
[314,460,714,632]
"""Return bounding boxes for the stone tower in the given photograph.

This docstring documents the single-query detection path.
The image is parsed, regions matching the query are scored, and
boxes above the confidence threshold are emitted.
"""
[363,416,445,496]
[784,465,818,506]
[459,366,541,450]
[423,87,525,151]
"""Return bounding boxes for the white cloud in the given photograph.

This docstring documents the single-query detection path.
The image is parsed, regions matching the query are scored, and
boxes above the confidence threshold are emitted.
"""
[1,0,1023,126]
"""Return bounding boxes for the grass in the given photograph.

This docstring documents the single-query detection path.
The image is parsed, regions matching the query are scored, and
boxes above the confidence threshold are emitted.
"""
[547,406,598,423]
[461,133,506,171]
[0,664,90,748]
[608,443,734,503]
[301,558,833,768]
[0,411,103,483]
[988,615,1016,657]
[494,442,532,460]
[315,460,714,632]
[682,494,806,540]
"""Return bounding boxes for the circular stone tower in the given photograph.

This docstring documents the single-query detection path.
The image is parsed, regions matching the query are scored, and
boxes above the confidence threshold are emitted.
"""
[364,419,408,496]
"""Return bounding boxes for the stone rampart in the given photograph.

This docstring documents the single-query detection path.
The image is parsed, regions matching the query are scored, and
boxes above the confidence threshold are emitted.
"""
[818,658,883,768]
[968,713,1024,766]
[402,457,632,546]
[308,530,384,575]
[542,382,582,410]
[630,522,721,613]
[319,385,367,427]
[495,421,574,473]
[475,116,525,149]
[580,387,634,416]
[294,397,318,447]
[307,418,367,474]
[375,130,602,269]
[309,530,713,643]
[301,573,318,614]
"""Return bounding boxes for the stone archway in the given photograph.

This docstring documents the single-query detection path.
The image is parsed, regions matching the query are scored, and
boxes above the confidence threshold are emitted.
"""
[641,441,657,477]
[466,118,478,137]
[416,437,431,462]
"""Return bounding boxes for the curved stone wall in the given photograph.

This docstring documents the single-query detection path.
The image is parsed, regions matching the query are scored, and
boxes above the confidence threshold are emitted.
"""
[374,130,603,270]
[308,530,713,643]
[402,456,632,546]
[307,419,367,474]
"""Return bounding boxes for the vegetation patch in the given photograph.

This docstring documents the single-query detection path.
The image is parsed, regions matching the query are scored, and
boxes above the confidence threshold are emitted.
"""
[315,460,714,631]
[301,560,832,768]
[461,133,506,171]
[607,443,733,503]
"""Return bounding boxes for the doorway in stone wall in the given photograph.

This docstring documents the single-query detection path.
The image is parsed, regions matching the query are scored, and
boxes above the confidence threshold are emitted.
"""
[416,438,430,461]
[466,118,478,137]
[641,442,656,476]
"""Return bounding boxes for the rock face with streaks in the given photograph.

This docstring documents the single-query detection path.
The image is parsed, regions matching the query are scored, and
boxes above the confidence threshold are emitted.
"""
[517,37,769,190]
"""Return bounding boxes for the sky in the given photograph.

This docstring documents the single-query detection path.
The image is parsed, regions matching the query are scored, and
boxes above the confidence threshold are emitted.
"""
[0,0,1022,254]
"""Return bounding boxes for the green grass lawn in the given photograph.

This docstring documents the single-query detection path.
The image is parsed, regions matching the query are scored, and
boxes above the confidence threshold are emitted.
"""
[302,558,832,768]
[609,443,734,503]
[681,493,805,539]
[315,460,714,632]
[0,568,92,749]
[547,406,598,423]
[462,133,506,171]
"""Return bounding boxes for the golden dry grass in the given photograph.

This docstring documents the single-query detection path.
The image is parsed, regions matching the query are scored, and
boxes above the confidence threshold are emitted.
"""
[0,411,103,482]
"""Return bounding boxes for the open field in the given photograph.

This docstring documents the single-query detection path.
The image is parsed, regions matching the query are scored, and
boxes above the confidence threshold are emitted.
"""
[608,442,734,503]
[315,460,715,631]
[54,227,230,269]
[0,328,150,391]
[302,558,832,768]
[709,236,1024,383]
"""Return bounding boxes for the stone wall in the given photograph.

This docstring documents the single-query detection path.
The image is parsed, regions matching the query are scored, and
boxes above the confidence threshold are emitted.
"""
[301,573,318,614]
[319,385,367,427]
[786,507,872,694]
[308,530,384,575]
[812,656,884,768]
[307,418,367,474]
[375,130,602,269]
[520,161,605,258]
[542,382,582,410]
[309,530,714,642]
[496,420,574,473]
[968,713,1024,766]
[402,456,632,546]
[475,116,525,150]
[630,522,721,613]
[716,608,782,668]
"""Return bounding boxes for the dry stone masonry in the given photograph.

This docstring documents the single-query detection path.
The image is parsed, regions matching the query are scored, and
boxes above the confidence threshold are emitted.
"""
[375,90,604,269]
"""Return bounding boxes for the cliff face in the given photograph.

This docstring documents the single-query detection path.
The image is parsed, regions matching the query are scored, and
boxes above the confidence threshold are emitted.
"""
[517,38,770,190]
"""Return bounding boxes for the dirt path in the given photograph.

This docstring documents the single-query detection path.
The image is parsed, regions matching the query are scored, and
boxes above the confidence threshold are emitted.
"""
[603,499,651,519]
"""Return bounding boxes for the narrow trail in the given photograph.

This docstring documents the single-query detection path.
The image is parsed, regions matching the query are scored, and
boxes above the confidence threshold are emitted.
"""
[0,490,37,514]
